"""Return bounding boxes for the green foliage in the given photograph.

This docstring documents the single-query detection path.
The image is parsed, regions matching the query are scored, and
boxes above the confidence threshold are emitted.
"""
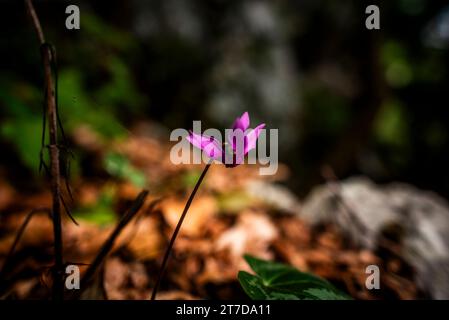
[375,99,409,148]
[238,255,352,300]
[1,115,44,171]
[95,56,145,113]
[81,13,137,51]
[181,170,202,189]
[0,82,45,170]
[104,152,147,188]
[381,42,413,88]
[0,11,146,175]
[73,187,117,225]
[58,68,128,138]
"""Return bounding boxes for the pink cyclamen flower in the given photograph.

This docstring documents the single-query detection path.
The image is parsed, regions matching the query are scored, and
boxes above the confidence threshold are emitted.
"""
[186,112,265,167]
[153,112,264,300]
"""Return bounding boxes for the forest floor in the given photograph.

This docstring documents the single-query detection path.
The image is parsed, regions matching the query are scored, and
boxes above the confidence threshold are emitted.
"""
[0,125,419,299]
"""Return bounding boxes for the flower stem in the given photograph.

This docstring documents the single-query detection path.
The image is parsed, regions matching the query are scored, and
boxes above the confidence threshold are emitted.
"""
[150,162,211,300]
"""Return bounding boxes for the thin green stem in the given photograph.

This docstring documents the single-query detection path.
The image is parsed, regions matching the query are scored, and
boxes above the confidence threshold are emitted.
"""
[150,162,211,300]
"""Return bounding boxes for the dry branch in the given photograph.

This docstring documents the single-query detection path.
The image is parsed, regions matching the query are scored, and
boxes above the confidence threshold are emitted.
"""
[24,0,64,300]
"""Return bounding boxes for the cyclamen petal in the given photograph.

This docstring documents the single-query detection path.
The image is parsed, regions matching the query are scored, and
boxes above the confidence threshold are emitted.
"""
[227,128,246,152]
[186,131,209,149]
[186,112,265,167]
[187,131,223,160]
[203,140,223,159]
[231,112,250,132]
[244,123,265,154]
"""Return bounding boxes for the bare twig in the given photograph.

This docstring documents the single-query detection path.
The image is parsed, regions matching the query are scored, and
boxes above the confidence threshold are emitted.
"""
[24,0,44,43]
[113,196,165,250]
[59,193,78,226]
[71,190,150,299]
[151,162,211,300]
[0,207,51,281]
[24,0,64,300]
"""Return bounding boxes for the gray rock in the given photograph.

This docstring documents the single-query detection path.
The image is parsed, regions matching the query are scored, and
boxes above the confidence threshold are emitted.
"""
[302,176,449,299]
[246,180,302,214]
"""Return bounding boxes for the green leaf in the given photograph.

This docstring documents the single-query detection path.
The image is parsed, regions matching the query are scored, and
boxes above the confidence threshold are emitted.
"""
[104,152,147,188]
[238,255,352,300]
[1,116,45,172]
[73,204,117,225]
[95,56,145,113]
[72,187,117,226]
[57,68,127,139]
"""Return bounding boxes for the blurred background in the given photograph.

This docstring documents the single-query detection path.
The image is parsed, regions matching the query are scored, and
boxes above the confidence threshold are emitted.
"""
[0,0,449,300]
[0,0,448,196]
